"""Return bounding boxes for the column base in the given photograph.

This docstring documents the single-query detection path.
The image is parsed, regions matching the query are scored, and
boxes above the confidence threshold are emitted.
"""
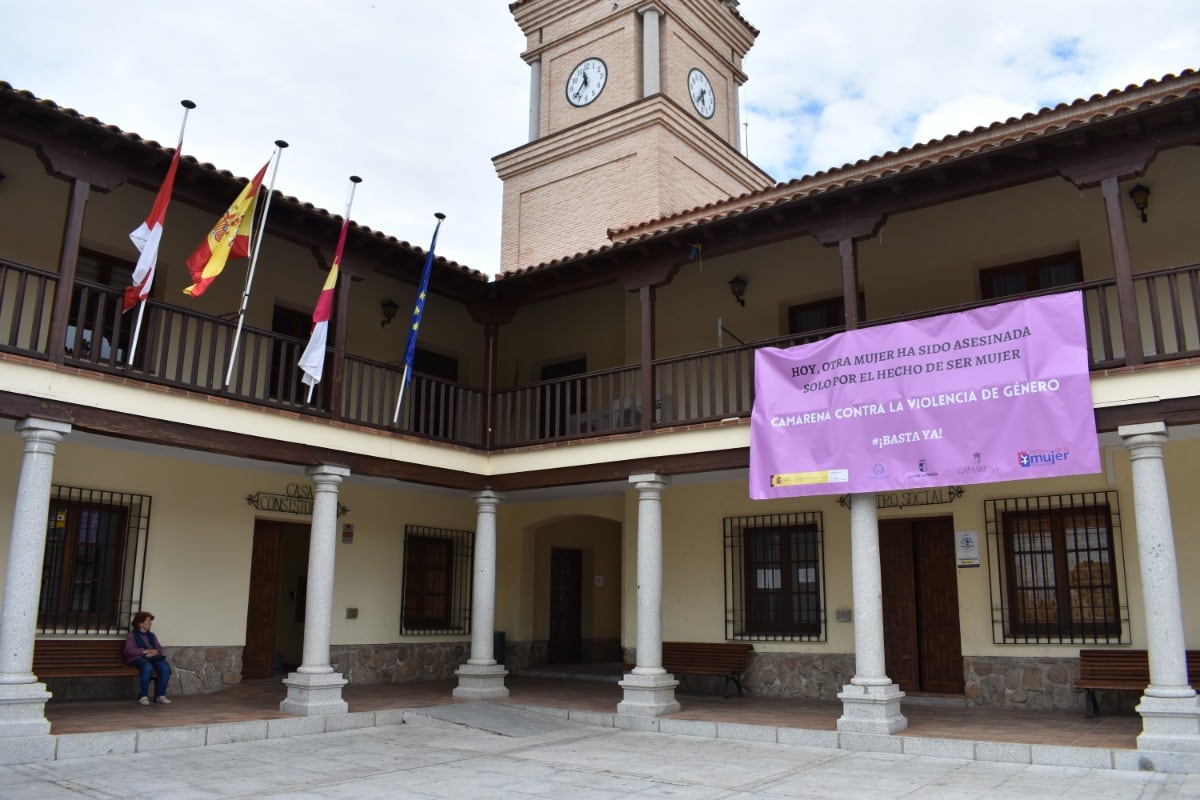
[279,671,348,716]
[617,671,680,717]
[452,663,509,700]
[0,681,52,738]
[1136,692,1200,752]
[837,681,908,734]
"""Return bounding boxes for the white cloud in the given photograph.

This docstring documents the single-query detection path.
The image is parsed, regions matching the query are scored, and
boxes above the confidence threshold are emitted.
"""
[3,1,1197,272]
[737,0,1198,182]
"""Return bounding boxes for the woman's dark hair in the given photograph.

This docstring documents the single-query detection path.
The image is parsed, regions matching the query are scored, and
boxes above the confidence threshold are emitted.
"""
[130,611,155,629]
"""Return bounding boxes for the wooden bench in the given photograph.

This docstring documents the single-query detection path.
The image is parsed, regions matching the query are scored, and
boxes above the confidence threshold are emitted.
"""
[627,642,754,698]
[32,638,135,679]
[1074,649,1200,718]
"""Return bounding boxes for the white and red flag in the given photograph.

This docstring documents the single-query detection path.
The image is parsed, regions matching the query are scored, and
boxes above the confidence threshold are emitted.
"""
[298,216,351,390]
[183,162,269,297]
[122,148,182,312]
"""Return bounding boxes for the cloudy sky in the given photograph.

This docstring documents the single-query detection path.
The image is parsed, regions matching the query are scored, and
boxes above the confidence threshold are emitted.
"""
[3,2,1196,274]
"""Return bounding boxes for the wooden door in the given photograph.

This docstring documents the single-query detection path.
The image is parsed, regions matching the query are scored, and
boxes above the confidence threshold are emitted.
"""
[880,522,919,691]
[243,521,283,679]
[880,517,964,694]
[548,548,582,664]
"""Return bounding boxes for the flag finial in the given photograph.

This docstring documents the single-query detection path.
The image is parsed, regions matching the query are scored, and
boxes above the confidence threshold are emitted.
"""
[350,175,363,184]
[275,139,289,149]
[181,99,196,110]
[435,212,446,220]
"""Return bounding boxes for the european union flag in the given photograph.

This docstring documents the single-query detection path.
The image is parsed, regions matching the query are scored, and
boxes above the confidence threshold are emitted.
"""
[394,213,445,422]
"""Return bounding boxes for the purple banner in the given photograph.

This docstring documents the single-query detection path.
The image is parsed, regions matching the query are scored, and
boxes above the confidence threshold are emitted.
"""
[749,291,1100,499]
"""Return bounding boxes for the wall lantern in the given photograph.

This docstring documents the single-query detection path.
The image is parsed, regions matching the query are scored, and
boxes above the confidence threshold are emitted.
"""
[728,275,748,307]
[380,298,399,327]
[1128,183,1150,223]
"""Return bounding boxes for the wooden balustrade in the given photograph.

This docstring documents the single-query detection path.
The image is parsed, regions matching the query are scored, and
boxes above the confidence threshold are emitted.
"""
[2,257,1198,451]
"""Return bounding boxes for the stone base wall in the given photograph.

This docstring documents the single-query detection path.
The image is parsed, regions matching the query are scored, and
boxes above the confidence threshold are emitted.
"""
[743,652,858,700]
[621,648,1106,711]
[330,642,470,684]
[45,645,242,700]
[965,655,1119,712]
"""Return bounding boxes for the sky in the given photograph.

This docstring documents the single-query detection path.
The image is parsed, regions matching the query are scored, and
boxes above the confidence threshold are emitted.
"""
[2,1,1197,276]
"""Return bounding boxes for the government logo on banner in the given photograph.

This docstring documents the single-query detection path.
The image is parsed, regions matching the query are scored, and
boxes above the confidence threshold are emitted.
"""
[749,291,1100,499]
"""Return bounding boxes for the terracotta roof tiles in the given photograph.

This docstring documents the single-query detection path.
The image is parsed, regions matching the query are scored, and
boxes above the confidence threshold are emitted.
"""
[0,81,487,282]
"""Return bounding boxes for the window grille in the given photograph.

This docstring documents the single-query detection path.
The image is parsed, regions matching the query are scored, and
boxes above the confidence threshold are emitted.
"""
[724,512,825,641]
[986,491,1129,644]
[400,525,473,635]
[39,486,151,635]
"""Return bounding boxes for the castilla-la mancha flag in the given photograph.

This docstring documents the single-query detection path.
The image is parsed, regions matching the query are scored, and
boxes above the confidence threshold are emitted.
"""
[183,162,268,297]
[297,216,351,389]
[122,148,183,312]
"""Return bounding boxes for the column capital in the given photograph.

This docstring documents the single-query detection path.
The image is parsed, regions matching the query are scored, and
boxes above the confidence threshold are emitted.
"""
[1119,421,1168,458]
[306,464,351,485]
[473,489,505,508]
[637,3,666,18]
[1119,420,1167,440]
[629,473,670,492]
[16,417,71,440]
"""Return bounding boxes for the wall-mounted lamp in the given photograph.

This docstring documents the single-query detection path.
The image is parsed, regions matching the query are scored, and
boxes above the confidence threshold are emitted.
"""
[1129,183,1150,223]
[728,275,748,307]
[380,298,399,327]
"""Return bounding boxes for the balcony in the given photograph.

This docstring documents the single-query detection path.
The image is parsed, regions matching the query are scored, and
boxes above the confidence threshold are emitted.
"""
[2,257,1199,451]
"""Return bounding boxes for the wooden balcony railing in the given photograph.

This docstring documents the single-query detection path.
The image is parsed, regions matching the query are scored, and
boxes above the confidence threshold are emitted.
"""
[2,257,1198,451]
[491,364,641,448]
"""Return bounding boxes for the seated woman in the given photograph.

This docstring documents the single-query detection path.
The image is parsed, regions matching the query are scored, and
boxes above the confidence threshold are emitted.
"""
[123,611,172,705]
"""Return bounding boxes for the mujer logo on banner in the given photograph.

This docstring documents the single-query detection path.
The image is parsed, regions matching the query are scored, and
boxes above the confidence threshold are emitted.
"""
[749,292,1100,499]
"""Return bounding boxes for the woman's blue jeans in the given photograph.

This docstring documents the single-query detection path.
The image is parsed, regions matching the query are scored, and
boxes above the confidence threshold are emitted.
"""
[133,657,171,698]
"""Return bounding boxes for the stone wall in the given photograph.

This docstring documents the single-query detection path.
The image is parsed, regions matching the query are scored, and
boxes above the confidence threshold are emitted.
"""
[743,652,857,700]
[330,642,470,684]
[965,655,1120,713]
[621,647,1109,712]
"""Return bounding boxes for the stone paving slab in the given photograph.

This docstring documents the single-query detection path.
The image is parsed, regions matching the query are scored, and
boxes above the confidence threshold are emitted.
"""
[406,701,573,738]
[3,716,1199,800]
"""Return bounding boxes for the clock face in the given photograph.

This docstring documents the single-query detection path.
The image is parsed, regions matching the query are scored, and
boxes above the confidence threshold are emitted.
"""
[566,57,607,107]
[688,68,715,119]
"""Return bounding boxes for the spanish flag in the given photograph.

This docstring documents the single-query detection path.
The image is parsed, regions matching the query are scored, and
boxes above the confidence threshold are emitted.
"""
[183,162,269,297]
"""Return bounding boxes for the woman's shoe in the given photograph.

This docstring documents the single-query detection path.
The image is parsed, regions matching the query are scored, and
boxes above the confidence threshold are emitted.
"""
[155,696,172,704]
[138,696,150,706]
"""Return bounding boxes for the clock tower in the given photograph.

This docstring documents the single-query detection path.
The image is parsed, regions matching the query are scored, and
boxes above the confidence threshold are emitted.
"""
[494,0,774,273]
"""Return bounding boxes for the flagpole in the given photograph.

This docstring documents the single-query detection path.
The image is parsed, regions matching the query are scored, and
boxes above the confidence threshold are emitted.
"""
[303,175,362,404]
[393,212,446,424]
[223,140,289,389]
[128,99,195,366]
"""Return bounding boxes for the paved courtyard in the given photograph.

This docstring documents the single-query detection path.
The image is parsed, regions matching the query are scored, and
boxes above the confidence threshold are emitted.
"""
[2,703,1199,799]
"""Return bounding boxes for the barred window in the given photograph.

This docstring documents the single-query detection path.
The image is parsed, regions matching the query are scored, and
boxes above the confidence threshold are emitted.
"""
[725,512,825,641]
[986,492,1129,644]
[401,525,473,635]
[39,486,151,634]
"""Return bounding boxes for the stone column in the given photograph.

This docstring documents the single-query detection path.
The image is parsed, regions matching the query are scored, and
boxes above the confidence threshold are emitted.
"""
[0,418,71,743]
[640,5,663,96]
[837,492,907,734]
[454,490,509,699]
[281,464,350,716]
[618,473,679,716]
[1120,422,1200,752]
[527,57,541,141]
